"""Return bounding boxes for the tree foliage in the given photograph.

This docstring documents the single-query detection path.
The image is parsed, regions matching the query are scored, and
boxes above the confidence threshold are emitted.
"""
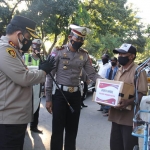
[20,0,78,54]
[0,0,148,57]
[0,0,33,36]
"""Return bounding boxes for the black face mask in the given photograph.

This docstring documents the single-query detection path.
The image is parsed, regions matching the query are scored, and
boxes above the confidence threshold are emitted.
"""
[102,59,108,65]
[21,52,24,56]
[111,62,116,66]
[33,47,41,52]
[21,38,32,52]
[32,44,41,52]
[118,56,129,66]
[70,40,83,50]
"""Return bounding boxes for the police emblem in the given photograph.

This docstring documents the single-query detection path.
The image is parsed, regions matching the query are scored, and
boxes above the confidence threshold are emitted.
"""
[79,55,83,60]
[6,48,16,58]
[68,87,74,93]
[81,28,87,36]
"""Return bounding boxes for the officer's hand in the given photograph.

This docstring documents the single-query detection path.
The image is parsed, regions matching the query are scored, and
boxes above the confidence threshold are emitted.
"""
[46,101,52,114]
[39,55,56,74]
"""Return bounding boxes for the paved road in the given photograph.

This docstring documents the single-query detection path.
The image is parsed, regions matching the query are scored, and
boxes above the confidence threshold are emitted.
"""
[24,92,143,150]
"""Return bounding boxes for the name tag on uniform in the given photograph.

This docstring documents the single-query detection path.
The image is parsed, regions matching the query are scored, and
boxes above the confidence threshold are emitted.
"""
[61,57,70,60]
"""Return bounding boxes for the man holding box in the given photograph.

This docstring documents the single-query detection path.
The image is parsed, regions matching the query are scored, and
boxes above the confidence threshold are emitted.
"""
[108,43,148,150]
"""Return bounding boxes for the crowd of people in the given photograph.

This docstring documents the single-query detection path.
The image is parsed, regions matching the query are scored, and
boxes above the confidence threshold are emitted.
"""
[0,15,148,150]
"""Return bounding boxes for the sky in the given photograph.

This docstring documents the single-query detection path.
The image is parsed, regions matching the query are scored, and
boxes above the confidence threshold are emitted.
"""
[127,0,150,24]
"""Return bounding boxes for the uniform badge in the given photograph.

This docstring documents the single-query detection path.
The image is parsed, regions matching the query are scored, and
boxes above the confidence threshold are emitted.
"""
[81,28,87,36]
[63,53,67,57]
[63,66,67,70]
[79,55,83,60]
[63,60,68,64]
[68,87,74,93]
[6,48,16,58]
[9,41,16,48]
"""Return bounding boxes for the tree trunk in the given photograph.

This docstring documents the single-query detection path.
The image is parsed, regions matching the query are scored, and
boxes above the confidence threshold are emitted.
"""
[48,33,58,54]
[62,34,68,45]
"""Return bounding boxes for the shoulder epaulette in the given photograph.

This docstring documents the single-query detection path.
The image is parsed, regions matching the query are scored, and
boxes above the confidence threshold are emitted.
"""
[79,48,88,54]
[55,45,64,50]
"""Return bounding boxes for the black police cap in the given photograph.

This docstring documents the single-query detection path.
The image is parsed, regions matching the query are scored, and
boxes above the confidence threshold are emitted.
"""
[10,15,39,38]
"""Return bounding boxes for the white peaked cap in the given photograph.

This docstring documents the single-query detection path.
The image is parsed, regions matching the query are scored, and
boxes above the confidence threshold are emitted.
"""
[69,24,91,37]
[32,39,43,45]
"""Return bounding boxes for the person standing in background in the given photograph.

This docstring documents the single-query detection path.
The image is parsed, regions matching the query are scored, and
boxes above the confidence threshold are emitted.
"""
[98,54,111,78]
[103,57,118,116]
[97,54,111,111]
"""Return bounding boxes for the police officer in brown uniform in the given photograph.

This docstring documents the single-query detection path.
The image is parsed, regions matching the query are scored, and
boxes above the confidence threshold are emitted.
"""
[0,15,55,150]
[45,24,101,150]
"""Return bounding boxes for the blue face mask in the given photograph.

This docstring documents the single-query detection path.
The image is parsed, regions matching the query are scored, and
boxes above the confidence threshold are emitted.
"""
[70,40,83,50]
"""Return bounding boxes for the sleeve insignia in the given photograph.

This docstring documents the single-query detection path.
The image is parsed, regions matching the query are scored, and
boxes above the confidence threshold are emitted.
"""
[6,48,16,58]
[79,48,88,53]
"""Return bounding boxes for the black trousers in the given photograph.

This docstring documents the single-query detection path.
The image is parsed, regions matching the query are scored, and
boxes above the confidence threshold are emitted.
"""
[51,90,81,150]
[30,99,41,129]
[81,82,88,103]
[0,124,27,150]
[110,122,138,150]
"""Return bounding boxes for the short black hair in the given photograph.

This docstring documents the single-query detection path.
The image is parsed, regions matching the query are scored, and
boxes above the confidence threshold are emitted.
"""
[102,54,109,60]
[111,57,117,62]
[6,24,27,35]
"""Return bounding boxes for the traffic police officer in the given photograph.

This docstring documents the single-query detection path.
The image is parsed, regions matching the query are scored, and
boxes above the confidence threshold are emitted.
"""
[45,24,101,150]
[0,15,55,149]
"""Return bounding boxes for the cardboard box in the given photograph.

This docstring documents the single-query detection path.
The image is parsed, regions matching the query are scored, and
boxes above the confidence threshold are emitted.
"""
[147,77,150,83]
[92,79,134,110]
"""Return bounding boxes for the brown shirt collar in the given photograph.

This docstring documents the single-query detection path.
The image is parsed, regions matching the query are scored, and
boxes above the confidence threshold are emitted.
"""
[119,61,135,72]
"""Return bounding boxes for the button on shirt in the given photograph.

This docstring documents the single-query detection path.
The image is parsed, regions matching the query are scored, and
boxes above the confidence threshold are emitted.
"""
[98,63,111,78]
[108,62,148,126]
[45,45,101,101]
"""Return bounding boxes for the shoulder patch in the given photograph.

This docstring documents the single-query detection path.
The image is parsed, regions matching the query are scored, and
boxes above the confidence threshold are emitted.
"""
[55,45,64,50]
[79,48,88,53]
[6,48,16,58]
[9,41,16,48]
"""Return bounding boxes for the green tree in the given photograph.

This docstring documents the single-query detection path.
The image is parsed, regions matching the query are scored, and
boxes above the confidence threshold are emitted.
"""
[125,23,146,53]
[0,0,32,36]
[20,0,78,55]
[72,0,139,57]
